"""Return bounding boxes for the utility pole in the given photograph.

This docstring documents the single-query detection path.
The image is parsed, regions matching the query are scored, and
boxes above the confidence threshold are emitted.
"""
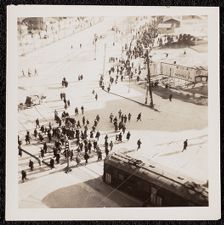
[145,49,154,108]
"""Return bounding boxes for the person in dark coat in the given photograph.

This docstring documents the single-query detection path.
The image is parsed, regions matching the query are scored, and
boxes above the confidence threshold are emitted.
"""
[126,131,131,141]
[84,152,89,164]
[18,145,22,157]
[34,128,38,138]
[43,142,48,153]
[137,139,142,150]
[70,150,74,160]
[169,93,173,102]
[29,159,34,171]
[25,133,30,144]
[55,153,60,164]
[50,158,55,169]
[95,94,98,101]
[81,106,84,114]
[105,146,109,157]
[182,139,188,152]
[95,131,100,141]
[97,150,102,161]
[36,118,40,128]
[137,113,142,122]
[21,170,27,182]
[40,148,45,158]
[119,132,123,142]
[109,113,114,123]
[108,141,112,151]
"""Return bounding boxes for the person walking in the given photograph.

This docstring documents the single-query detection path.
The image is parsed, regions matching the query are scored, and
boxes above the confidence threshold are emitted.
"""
[29,159,34,171]
[126,131,131,141]
[137,139,142,150]
[109,141,113,151]
[55,153,60,164]
[50,158,55,169]
[97,150,102,161]
[182,139,188,152]
[81,106,84,114]
[36,118,40,128]
[137,113,142,122]
[109,113,114,123]
[169,93,173,102]
[84,152,89,164]
[95,93,98,101]
[21,170,27,182]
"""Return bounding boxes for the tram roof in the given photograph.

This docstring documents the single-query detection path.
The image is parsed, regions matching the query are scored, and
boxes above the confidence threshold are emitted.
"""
[105,153,208,206]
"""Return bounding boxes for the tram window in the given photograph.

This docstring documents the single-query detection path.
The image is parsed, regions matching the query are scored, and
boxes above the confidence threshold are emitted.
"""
[105,173,112,184]
[156,196,163,206]
[150,187,157,205]
[118,173,124,181]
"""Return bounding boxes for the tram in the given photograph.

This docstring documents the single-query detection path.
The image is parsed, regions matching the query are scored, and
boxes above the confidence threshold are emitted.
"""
[103,153,208,207]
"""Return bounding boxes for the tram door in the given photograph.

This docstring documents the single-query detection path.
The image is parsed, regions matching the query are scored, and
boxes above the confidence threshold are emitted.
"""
[150,187,162,206]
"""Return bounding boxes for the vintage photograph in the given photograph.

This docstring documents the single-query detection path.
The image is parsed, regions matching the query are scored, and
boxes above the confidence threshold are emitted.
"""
[6,6,220,220]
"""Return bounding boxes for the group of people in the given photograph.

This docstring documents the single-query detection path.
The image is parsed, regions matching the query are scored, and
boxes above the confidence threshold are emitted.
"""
[21,68,38,77]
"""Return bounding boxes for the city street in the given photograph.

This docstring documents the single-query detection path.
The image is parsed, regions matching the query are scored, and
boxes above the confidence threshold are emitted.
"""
[17,17,208,208]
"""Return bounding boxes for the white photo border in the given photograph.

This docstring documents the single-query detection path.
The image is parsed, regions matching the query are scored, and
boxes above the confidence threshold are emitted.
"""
[6,5,220,220]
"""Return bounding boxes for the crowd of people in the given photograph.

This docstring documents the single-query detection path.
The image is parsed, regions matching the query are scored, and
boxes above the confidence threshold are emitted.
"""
[19,19,190,183]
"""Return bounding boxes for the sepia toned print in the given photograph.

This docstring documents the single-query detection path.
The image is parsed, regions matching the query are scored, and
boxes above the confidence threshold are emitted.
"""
[6,6,220,220]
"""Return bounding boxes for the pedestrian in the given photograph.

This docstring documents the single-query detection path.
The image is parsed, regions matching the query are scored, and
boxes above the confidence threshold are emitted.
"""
[109,113,114,123]
[182,139,188,152]
[105,146,109,157]
[137,139,142,150]
[81,106,84,114]
[137,113,142,122]
[97,150,102,161]
[95,93,98,101]
[21,170,27,182]
[75,107,79,115]
[92,89,95,95]
[40,148,45,158]
[109,141,113,151]
[43,142,48,153]
[70,150,74,160]
[90,131,94,138]
[64,102,68,110]
[119,132,122,142]
[95,131,100,141]
[84,152,89,164]
[55,153,60,164]
[18,145,22,157]
[50,158,55,169]
[122,125,126,134]
[36,118,40,128]
[118,109,122,119]
[34,128,38,138]
[25,133,30,144]
[126,131,131,141]
[82,116,86,126]
[67,100,70,107]
[38,133,44,142]
[105,134,108,142]
[169,93,173,102]
[29,159,34,171]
